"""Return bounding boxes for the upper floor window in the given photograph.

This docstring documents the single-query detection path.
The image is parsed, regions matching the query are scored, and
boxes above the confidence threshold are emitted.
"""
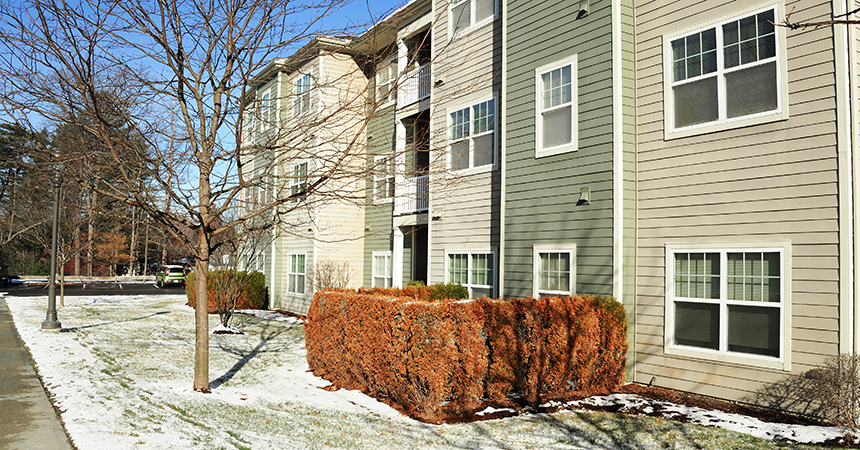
[536,56,578,157]
[373,155,395,203]
[450,0,494,36]
[294,74,312,117]
[261,91,271,125]
[376,57,398,105]
[665,5,786,138]
[289,161,308,200]
[449,98,495,171]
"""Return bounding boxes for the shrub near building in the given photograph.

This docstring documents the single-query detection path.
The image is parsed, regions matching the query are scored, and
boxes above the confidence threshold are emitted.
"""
[186,270,266,313]
[306,287,628,423]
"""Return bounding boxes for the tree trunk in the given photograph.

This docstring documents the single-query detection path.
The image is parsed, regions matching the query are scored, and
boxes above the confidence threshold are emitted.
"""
[74,223,81,277]
[193,228,210,392]
[87,191,94,277]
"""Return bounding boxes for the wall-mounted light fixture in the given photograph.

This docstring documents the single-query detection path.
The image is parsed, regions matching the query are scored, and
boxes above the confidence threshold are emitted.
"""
[578,187,591,205]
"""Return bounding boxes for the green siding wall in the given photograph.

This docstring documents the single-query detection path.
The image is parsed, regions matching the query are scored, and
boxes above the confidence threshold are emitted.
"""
[504,0,617,298]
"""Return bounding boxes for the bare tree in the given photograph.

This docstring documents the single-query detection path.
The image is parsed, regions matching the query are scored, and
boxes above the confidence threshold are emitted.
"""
[0,0,375,392]
[776,6,860,29]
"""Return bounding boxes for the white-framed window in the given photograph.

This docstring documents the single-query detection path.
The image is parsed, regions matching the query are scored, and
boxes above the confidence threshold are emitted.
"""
[372,252,392,288]
[373,155,395,203]
[449,98,495,171]
[376,57,398,105]
[665,243,791,369]
[446,252,495,298]
[664,4,787,139]
[289,161,308,200]
[261,91,271,126]
[533,247,575,298]
[450,0,495,36]
[535,56,577,157]
[288,253,306,294]
[294,74,312,117]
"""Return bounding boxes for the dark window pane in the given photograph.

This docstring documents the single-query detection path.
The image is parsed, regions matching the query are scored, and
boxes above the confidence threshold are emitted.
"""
[725,44,740,68]
[702,50,717,74]
[724,22,739,45]
[740,16,756,41]
[726,62,778,118]
[688,54,701,77]
[672,39,686,62]
[758,10,775,35]
[702,28,717,51]
[673,76,719,128]
[759,34,776,59]
[740,39,758,65]
[675,302,720,350]
[686,34,701,56]
[728,305,780,357]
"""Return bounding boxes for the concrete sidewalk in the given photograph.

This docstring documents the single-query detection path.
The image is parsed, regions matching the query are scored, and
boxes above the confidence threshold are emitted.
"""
[0,297,74,450]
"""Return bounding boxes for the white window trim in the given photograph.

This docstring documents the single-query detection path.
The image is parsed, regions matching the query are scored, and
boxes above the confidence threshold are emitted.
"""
[532,244,577,298]
[294,73,312,118]
[447,96,497,175]
[289,161,308,202]
[375,56,398,107]
[373,155,395,204]
[444,250,496,298]
[261,90,271,130]
[662,3,789,140]
[664,242,792,371]
[287,253,307,295]
[448,0,497,38]
[372,252,393,288]
[535,55,578,158]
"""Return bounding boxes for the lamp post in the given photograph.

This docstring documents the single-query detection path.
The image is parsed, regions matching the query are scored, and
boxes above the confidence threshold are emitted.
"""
[41,154,62,331]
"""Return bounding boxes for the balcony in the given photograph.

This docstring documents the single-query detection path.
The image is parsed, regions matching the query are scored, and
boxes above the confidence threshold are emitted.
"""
[394,175,428,215]
[397,64,431,109]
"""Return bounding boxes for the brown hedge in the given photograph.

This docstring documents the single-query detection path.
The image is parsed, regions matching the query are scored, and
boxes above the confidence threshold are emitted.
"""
[185,270,266,313]
[306,288,627,423]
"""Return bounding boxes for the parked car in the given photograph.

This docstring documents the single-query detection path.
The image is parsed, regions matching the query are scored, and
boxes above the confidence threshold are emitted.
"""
[155,265,187,288]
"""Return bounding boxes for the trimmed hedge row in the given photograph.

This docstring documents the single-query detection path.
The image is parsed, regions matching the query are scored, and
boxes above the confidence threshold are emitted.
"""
[306,287,628,423]
[185,270,266,312]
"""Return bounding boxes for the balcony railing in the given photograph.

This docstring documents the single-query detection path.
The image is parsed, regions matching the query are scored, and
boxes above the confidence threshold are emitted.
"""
[395,175,429,215]
[397,64,431,109]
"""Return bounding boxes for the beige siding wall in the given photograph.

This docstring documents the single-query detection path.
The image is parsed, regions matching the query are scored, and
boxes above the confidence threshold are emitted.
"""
[428,0,502,286]
[635,0,841,408]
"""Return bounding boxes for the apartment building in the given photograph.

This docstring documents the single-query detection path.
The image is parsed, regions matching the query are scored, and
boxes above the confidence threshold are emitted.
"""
[244,0,860,415]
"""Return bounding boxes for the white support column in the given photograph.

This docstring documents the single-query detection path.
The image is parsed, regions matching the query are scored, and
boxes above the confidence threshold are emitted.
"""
[393,227,404,288]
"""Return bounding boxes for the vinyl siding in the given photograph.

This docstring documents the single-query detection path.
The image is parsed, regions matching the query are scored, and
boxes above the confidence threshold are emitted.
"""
[634,0,841,409]
[363,103,397,287]
[504,0,616,298]
[427,0,502,287]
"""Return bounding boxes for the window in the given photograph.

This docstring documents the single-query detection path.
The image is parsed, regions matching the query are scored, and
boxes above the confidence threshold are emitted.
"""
[294,74,311,117]
[450,0,494,36]
[446,252,494,298]
[534,250,574,298]
[665,5,785,137]
[288,253,306,294]
[449,98,495,171]
[374,155,395,203]
[536,56,577,156]
[373,253,392,288]
[667,245,788,365]
[289,162,308,200]
[261,91,271,125]
[376,57,398,104]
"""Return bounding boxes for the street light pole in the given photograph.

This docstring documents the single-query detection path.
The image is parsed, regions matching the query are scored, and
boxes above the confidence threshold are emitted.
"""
[41,156,62,331]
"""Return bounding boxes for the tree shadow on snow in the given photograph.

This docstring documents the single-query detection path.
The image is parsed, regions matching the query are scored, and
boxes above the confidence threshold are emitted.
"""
[209,318,301,390]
